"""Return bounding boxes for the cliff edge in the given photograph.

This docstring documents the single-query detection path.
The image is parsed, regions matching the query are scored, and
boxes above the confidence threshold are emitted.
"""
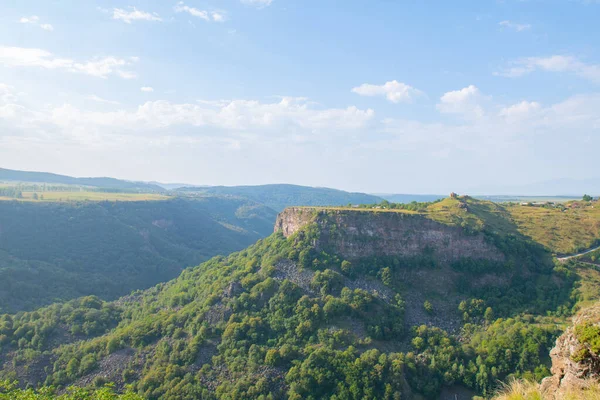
[275,207,505,263]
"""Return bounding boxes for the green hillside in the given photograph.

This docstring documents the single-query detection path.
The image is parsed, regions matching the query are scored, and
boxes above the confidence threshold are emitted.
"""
[506,199,600,254]
[178,184,383,211]
[0,197,584,399]
[0,197,276,313]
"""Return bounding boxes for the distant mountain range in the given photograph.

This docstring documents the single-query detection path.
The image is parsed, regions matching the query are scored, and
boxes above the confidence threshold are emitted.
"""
[0,167,164,192]
[5,167,595,207]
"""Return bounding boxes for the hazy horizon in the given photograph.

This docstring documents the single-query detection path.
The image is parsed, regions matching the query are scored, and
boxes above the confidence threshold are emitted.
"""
[1,165,598,197]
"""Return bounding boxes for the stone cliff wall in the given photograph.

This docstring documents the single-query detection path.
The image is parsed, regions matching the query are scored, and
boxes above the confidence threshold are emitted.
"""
[275,208,505,263]
[541,305,600,398]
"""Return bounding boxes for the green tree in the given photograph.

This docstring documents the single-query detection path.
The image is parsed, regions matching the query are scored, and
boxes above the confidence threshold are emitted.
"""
[380,267,392,286]
[484,307,494,322]
[424,300,434,314]
[341,260,354,276]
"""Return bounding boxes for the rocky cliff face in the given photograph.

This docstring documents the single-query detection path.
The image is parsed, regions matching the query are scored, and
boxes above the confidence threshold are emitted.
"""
[275,207,505,263]
[541,305,600,398]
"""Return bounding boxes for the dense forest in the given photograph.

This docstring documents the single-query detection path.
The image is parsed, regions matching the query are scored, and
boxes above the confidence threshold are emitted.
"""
[1,196,594,399]
[0,197,276,313]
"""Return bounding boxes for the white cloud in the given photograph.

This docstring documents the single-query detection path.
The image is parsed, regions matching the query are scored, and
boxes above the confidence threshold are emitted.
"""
[499,20,531,32]
[86,95,120,105]
[241,0,273,8]
[437,85,486,119]
[1,82,599,193]
[0,46,137,79]
[174,2,226,22]
[19,16,40,24]
[0,94,374,148]
[0,83,17,103]
[497,55,600,83]
[19,15,54,31]
[211,12,226,22]
[141,87,154,92]
[351,80,423,103]
[499,101,542,122]
[112,7,161,24]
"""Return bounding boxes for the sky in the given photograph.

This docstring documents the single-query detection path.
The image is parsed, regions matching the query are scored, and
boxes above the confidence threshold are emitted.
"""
[0,0,599,194]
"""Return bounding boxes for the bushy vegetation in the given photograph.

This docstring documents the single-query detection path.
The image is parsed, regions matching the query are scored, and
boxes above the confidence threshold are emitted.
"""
[0,380,143,399]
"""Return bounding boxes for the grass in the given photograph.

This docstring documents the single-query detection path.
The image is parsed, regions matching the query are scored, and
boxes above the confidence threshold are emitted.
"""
[492,378,600,400]
[507,202,600,254]
[0,191,169,202]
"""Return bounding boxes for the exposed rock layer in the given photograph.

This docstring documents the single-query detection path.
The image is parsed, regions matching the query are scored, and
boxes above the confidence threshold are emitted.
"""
[541,305,600,398]
[275,207,505,263]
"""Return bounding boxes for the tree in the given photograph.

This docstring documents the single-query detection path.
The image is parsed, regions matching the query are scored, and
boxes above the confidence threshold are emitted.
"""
[341,260,354,276]
[380,267,392,286]
[583,194,593,202]
[484,307,494,322]
[32,193,39,200]
[424,300,434,314]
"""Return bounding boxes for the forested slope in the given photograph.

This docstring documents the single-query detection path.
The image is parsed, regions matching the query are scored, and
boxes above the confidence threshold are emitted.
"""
[0,197,276,312]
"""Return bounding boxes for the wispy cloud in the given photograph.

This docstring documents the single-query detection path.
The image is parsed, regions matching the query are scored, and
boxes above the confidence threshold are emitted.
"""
[19,15,54,31]
[499,20,531,32]
[496,55,600,83]
[174,2,226,22]
[241,0,273,8]
[351,80,424,103]
[141,87,154,92]
[0,46,138,79]
[112,7,162,24]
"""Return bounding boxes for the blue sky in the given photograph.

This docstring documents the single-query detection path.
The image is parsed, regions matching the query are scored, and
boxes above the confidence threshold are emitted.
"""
[0,0,599,194]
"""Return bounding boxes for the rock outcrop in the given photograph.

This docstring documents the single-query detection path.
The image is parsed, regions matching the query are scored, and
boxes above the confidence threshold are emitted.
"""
[541,305,600,398]
[275,207,504,264]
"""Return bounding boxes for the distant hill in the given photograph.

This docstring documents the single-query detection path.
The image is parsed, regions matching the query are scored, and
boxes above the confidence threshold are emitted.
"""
[0,167,164,192]
[149,181,197,190]
[178,184,383,211]
[0,197,276,312]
